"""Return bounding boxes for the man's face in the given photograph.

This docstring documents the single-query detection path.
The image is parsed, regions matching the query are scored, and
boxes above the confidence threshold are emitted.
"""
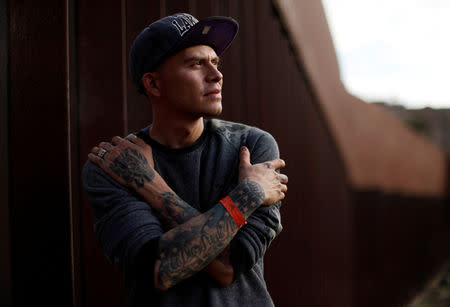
[155,45,223,119]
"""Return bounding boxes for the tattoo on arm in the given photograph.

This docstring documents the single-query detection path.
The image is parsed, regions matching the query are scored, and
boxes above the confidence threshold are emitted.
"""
[156,180,264,290]
[152,192,200,230]
[157,180,263,233]
[157,205,236,289]
[226,180,264,219]
[160,192,200,225]
[109,147,155,188]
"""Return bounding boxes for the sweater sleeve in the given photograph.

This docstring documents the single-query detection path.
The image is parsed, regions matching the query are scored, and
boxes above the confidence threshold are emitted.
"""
[82,161,164,270]
[230,129,283,276]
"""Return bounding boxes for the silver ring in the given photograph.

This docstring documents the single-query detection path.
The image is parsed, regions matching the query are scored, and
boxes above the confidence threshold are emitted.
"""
[98,149,107,158]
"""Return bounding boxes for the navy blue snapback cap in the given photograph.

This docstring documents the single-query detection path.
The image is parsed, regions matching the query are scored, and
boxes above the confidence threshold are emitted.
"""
[129,13,239,94]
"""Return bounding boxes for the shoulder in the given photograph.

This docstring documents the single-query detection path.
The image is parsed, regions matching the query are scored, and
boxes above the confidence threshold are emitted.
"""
[247,128,279,163]
[209,119,251,146]
[208,119,279,163]
[82,160,111,188]
[209,119,274,146]
[82,160,132,204]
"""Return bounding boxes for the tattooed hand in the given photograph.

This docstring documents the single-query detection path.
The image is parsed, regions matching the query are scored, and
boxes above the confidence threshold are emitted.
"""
[88,134,157,190]
[238,146,288,206]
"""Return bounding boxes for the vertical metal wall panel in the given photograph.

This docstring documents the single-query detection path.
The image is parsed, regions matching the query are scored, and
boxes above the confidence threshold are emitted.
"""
[77,0,125,144]
[67,0,82,304]
[125,0,160,133]
[8,0,73,305]
[240,0,260,126]
[0,0,12,305]
[165,0,189,15]
[194,0,217,18]
[251,1,353,306]
[217,0,244,124]
[76,0,126,306]
[354,191,450,307]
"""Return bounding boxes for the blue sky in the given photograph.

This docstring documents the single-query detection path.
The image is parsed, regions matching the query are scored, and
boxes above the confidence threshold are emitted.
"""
[322,0,450,109]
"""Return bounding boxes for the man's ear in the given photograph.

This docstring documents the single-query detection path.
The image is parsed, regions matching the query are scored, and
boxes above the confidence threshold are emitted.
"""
[142,72,160,97]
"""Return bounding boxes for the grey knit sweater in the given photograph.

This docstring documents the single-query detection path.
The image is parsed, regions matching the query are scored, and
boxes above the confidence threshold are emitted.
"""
[82,119,283,307]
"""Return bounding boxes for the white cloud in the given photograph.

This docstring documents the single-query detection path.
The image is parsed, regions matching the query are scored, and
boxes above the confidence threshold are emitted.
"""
[322,0,450,108]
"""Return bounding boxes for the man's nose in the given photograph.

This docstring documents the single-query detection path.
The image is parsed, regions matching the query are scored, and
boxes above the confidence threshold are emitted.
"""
[206,64,223,83]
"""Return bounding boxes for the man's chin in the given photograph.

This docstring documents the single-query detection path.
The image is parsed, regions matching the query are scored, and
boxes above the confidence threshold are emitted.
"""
[202,104,222,117]
[202,111,222,119]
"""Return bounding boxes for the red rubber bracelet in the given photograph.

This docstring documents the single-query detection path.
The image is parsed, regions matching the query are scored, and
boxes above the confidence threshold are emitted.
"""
[220,196,246,228]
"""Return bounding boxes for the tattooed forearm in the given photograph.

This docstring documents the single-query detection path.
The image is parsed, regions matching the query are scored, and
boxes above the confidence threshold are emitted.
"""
[151,192,200,231]
[109,147,155,188]
[160,192,200,225]
[227,180,265,219]
[155,180,264,290]
[157,205,235,289]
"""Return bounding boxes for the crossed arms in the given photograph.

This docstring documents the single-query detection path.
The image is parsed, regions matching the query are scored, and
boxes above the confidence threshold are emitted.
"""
[84,134,288,290]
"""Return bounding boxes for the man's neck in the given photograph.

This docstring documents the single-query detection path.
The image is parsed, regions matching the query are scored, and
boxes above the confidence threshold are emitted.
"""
[150,115,205,149]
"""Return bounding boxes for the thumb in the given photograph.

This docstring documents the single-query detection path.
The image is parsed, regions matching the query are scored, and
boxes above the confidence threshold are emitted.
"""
[239,146,251,166]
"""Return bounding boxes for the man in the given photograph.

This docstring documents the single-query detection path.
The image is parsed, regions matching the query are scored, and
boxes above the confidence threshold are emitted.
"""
[82,13,288,306]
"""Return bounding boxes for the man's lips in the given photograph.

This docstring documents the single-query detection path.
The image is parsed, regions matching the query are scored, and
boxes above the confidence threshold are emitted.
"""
[204,89,221,96]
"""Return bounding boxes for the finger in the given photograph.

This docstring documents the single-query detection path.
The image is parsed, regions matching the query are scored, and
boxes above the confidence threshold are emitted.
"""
[239,146,251,167]
[91,146,101,155]
[280,184,288,193]
[91,146,108,157]
[96,143,114,160]
[90,146,109,161]
[278,191,286,200]
[279,174,288,184]
[128,134,148,148]
[124,133,136,142]
[268,158,286,170]
[99,142,114,151]
[88,152,105,166]
[111,136,123,145]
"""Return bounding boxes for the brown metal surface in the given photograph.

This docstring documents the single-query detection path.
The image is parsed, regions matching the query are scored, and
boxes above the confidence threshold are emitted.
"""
[217,0,245,124]
[353,190,450,307]
[7,0,73,305]
[251,2,353,306]
[0,0,12,305]
[165,0,190,15]
[67,0,82,305]
[124,0,159,134]
[76,0,127,305]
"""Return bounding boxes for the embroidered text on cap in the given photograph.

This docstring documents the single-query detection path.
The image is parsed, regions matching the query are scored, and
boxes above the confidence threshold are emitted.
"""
[171,14,198,36]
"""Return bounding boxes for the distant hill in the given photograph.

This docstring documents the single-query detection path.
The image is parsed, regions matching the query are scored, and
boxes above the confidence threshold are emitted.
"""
[375,102,450,155]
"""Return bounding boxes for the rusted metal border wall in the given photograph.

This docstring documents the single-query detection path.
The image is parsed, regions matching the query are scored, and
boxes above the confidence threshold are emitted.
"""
[273,0,447,196]
[273,0,450,306]
[248,3,353,306]
[7,0,448,306]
